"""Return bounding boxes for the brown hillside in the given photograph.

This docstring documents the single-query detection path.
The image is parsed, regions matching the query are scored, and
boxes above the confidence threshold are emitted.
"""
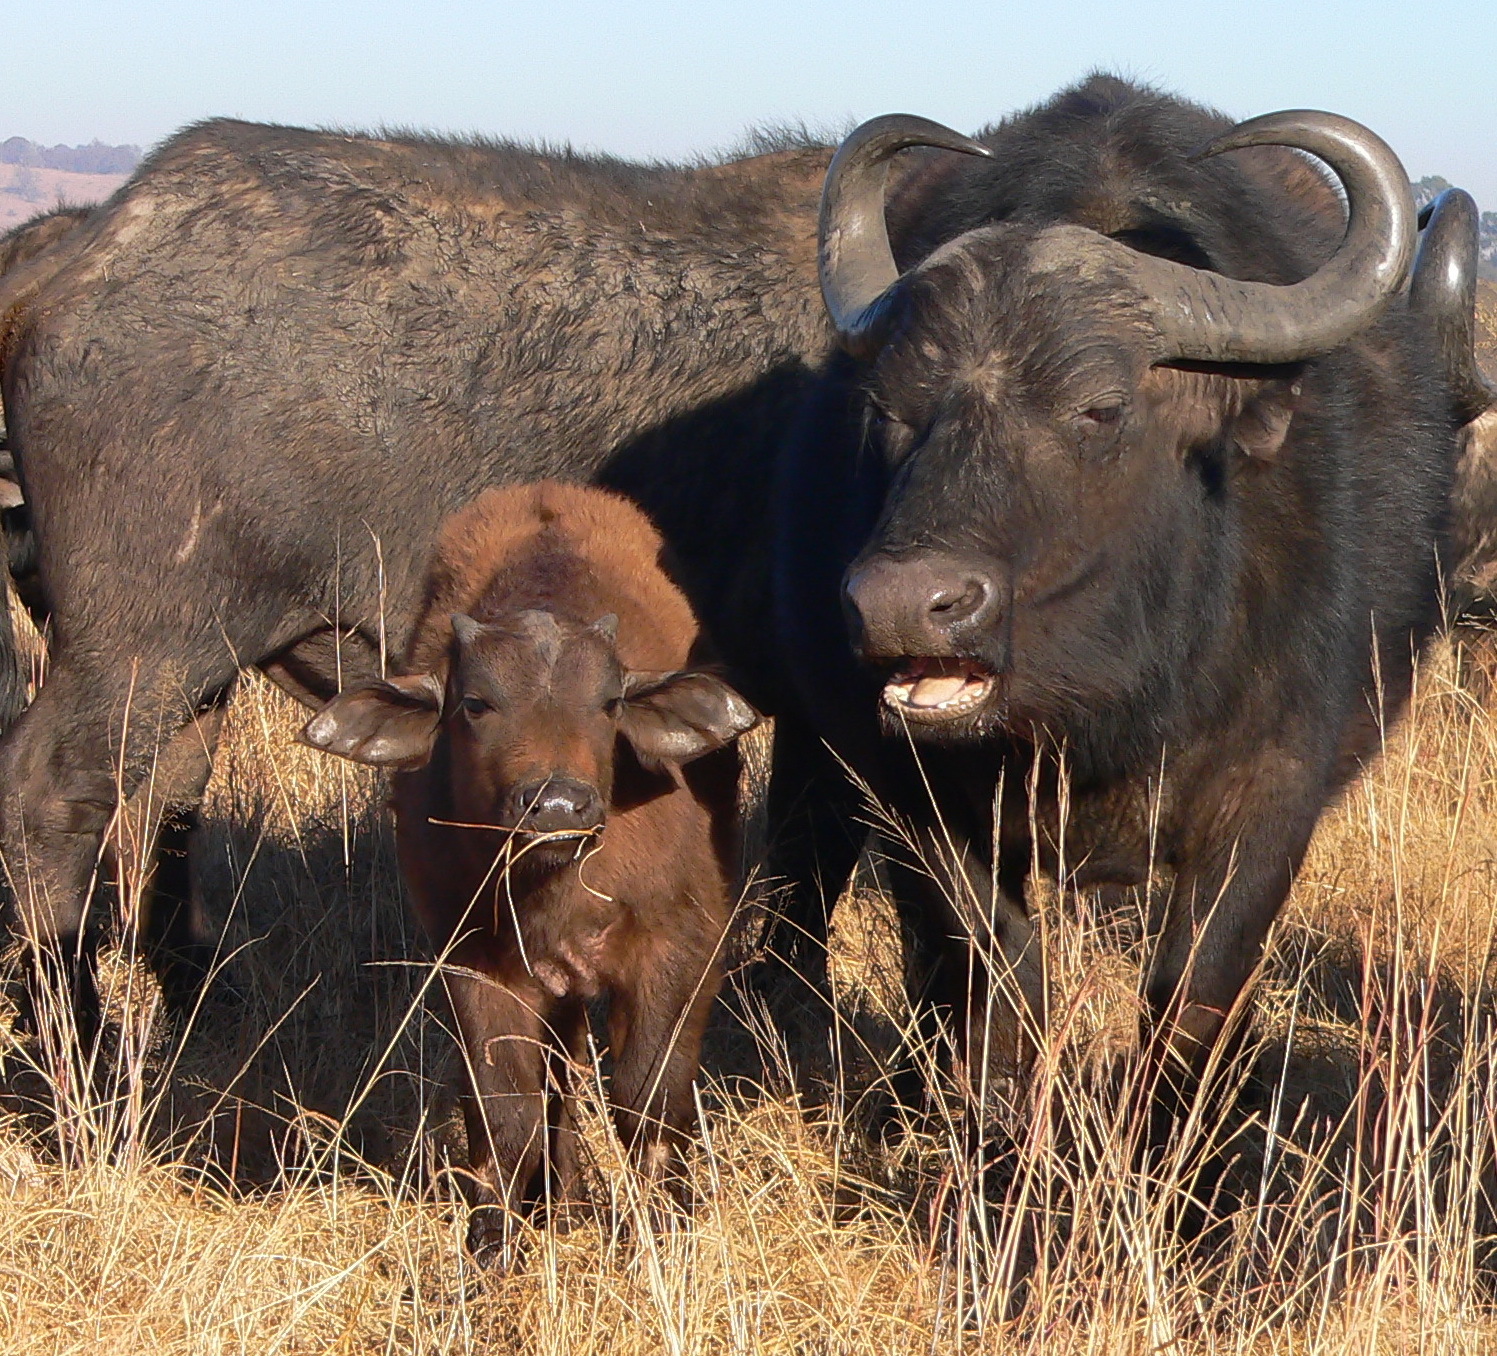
[0,163,127,230]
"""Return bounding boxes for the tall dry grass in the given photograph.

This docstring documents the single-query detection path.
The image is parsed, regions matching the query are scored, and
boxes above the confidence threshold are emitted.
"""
[3,627,1497,1352]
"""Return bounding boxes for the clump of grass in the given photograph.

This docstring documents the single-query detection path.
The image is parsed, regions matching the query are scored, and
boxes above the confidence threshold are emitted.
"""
[4,630,1497,1352]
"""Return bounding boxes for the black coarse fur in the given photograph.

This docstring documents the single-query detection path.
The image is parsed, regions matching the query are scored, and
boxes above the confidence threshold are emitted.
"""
[770,75,1461,1158]
[0,206,94,731]
[0,119,836,1040]
[0,122,836,676]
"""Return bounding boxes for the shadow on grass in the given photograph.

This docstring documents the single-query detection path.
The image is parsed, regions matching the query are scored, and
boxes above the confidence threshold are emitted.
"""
[3,788,1496,1325]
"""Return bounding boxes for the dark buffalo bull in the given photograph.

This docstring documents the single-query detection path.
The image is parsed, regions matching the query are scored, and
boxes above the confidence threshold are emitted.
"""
[301,482,756,1262]
[0,122,836,1046]
[767,79,1491,1148]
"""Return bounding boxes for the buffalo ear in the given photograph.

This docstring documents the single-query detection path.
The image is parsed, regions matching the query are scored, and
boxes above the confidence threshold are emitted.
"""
[617,670,759,771]
[300,673,445,769]
[1231,378,1300,461]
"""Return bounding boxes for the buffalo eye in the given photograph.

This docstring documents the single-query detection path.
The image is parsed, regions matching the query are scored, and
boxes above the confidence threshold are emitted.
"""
[867,400,916,460]
[1071,398,1128,453]
[460,694,491,717]
[1078,401,1125,428]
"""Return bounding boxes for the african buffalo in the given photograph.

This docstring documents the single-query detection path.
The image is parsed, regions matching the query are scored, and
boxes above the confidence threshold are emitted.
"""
[0,208,93,714]
[0,122,835,1045]
[766,78,1492,1154]
[301,482,756,1263]
[1449,280,1497,612]
[0,76,1488,1127]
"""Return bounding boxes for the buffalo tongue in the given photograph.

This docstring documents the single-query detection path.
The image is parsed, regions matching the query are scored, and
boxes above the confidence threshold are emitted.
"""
[906,674,971,708]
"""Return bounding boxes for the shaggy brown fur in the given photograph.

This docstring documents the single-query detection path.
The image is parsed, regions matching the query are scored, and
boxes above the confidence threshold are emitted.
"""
[303,482,757,1264]
[409,482,699,674]
[0,205,91,301]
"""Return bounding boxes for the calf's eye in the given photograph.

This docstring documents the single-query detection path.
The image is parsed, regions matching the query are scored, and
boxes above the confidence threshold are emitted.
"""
[461,694,490,717]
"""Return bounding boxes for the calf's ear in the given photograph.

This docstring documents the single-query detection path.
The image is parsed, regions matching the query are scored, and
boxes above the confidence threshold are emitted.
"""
[617,670,759,772]
[300,673,445,769]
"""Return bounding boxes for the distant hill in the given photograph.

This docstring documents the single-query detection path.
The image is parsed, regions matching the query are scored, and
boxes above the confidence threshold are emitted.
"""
[0,138,139,233]
[0,137,140,176]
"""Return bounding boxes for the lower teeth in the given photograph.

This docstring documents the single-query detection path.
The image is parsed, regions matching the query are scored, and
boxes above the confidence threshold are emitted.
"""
[885,673,991,713]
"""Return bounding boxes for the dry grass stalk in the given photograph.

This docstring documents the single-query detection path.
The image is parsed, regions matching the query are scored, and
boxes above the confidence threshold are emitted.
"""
[4,622,1497,1351]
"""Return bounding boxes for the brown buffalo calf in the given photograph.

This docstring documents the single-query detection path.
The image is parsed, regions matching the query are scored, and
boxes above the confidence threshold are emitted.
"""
[301,482,757,1261]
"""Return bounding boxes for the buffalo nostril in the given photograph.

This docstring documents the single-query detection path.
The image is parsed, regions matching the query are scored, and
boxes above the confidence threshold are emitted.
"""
[844,553,1006,658]
[927,575,992,627]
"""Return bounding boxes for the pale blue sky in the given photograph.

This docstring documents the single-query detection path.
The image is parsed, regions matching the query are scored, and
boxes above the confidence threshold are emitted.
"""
[4,1,1493,208]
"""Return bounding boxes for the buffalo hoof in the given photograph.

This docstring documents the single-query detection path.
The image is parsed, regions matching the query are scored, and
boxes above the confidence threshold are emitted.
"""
[464,1206,516,1273]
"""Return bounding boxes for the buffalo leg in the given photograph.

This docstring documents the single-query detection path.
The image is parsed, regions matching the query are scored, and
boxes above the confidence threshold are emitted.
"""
[609,940,720,1200]
[883,818,1041,1135]
[444,965,563,1263]
[1144,757,1323,1084]
[0,651,234,1075]
[1140,749,1326,1224]
[542,997,589,1217]
[113,701,230,1013]
[755,715,866,991]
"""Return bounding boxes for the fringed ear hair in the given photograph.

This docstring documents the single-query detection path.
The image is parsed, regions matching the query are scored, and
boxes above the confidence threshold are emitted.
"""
[301,673,445,769]
[616,669,760,772]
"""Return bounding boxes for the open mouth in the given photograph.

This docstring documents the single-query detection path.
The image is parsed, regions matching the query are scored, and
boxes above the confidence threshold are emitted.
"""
[881,657,998,723]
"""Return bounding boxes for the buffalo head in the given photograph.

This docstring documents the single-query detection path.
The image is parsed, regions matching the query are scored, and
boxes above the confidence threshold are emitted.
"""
[301,608,756,861]
[818,111,1416,745]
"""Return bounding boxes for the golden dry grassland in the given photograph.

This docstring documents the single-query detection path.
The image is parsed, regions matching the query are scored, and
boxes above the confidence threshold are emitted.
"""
[5,613,1497,1353]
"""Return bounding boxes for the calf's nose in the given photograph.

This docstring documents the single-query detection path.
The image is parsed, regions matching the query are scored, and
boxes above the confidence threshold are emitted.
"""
[506,777,605,834]
[844,553,1000,658]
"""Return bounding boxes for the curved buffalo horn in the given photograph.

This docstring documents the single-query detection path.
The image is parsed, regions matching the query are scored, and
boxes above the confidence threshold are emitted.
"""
[1410,188,1496,424]
[1130,111,1416,365]
[818,114,991,360]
